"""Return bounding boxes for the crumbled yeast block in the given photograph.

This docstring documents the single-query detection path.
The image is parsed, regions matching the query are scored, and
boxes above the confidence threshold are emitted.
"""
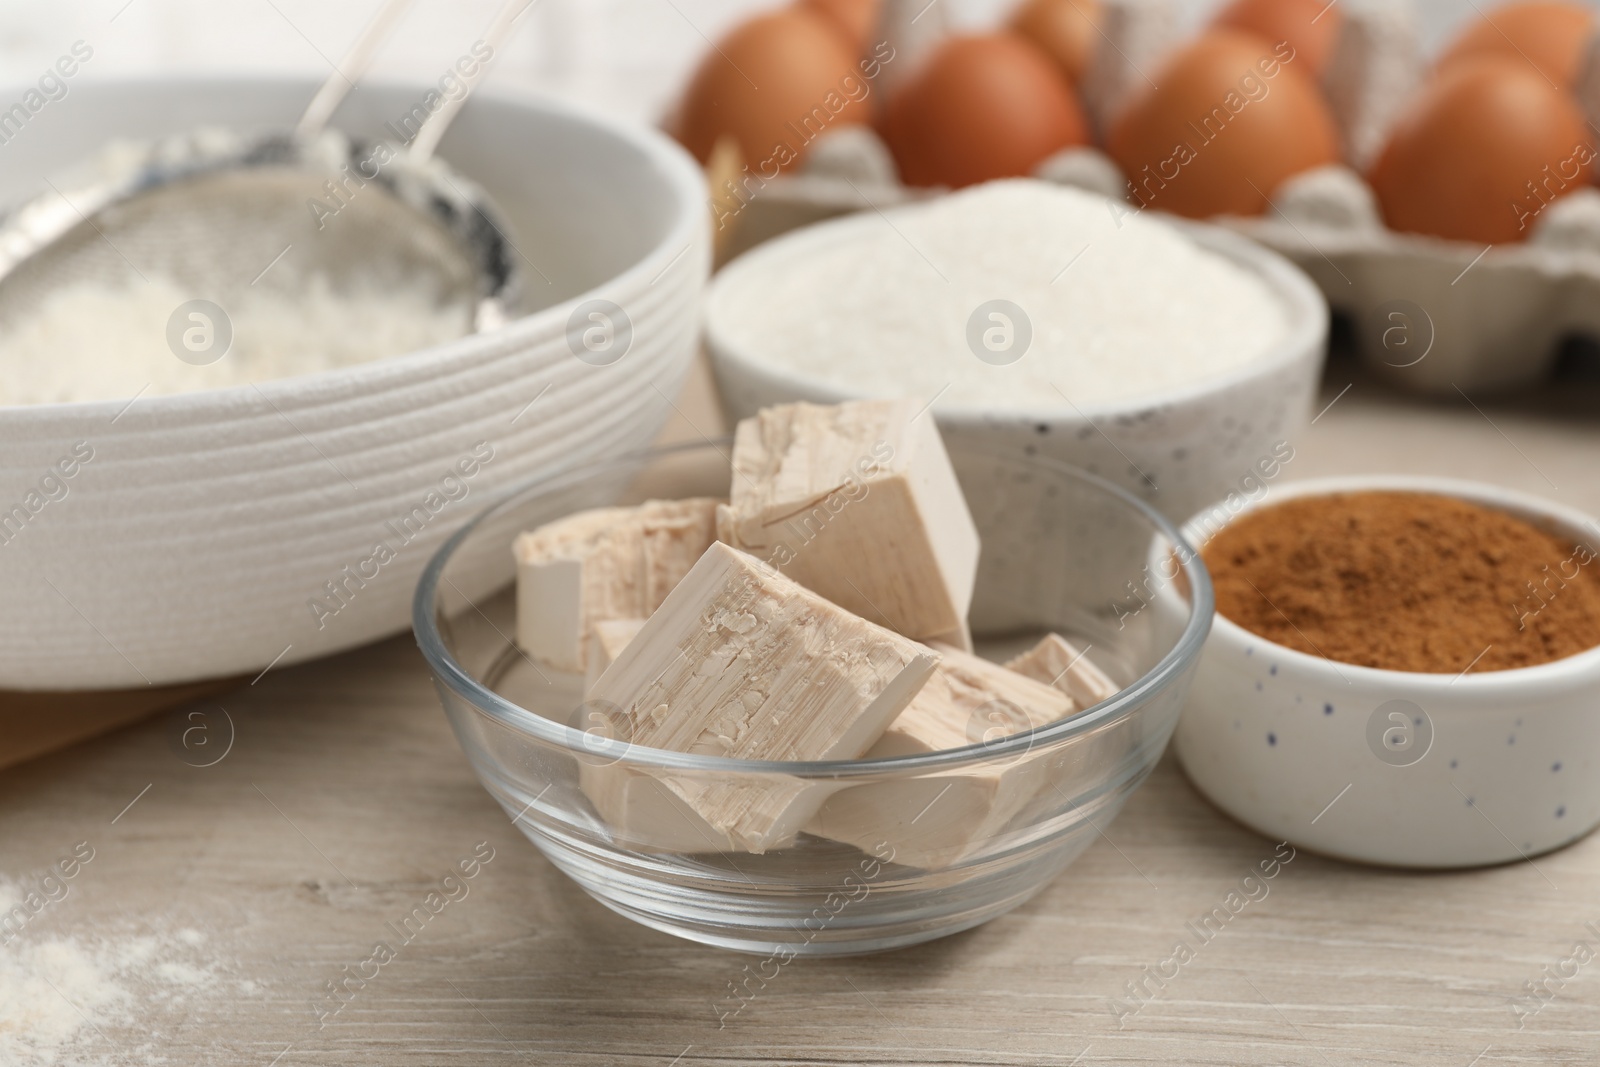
[1005,633,1120,708]
[584,768,776,855]
[716,398,980,648]
[580,619,735,853]
[582,541,940,854]
[805,642,1075,869]
[512,498,719,672]
[583,618,647,695]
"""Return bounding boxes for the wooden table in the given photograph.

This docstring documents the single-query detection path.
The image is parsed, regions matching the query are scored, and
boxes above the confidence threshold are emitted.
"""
[6,352,1600,1066]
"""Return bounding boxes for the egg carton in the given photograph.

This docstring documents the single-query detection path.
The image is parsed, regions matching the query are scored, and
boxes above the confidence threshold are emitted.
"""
[1215,167,1600,393]
[715,0,1424,250]
[716,0,1600,394]
[1030,146,1600,394]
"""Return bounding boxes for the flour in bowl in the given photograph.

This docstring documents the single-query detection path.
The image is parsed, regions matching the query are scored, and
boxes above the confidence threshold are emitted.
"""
[712,180,1289,411]
[0,271,472,406]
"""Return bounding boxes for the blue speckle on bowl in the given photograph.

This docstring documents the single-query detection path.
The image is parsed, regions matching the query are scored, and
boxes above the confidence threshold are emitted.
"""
[1450,759,1458,769]
[1554,762,1562,772]
[1508,736,1516,745]
[1323,703,1334,715]
[1295,694,1302,703]
[1269,664,1278,676]
[1246,647,1254,657]
[1255,681,1264,691]
[1557,806,1567,818]
[1465,796,1475,807]
[1267,732,1277,746]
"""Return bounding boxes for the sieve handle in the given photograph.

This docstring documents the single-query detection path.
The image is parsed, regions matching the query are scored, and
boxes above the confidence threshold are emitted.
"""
[407,0,532,163]
[296,0,419,142]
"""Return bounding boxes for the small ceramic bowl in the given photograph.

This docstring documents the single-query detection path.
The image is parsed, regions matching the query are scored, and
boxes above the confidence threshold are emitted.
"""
[416,441,1213,954]
[1172,475,1600,868]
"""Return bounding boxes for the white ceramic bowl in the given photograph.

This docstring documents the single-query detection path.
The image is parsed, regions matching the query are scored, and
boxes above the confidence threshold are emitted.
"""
[0,78,708,690]
[1172,476,1600,868]
[704,212,1328,549]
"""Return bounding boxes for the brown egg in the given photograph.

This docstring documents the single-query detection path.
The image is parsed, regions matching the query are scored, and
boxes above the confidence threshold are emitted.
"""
[800,0,882,55]
[1436,0,1596,88]
[881,33,1090,188]
[676,8,871,173]
[1369,57,1596,244]
[1210,0,1344,77]
[1009,0,1103,85]
[1105,30,1340,218]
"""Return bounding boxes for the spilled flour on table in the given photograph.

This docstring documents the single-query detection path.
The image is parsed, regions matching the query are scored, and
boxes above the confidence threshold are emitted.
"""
[0,879,218,1066]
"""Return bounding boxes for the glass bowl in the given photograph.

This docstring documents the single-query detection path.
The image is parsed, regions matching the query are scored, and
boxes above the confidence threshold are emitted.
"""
[414,440,1213,955]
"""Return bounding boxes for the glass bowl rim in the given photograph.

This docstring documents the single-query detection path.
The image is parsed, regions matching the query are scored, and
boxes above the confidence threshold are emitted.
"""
[413,437,1215,778]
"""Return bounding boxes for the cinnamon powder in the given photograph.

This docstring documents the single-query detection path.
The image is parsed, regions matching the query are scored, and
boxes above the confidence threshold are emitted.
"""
[1203,491,1600,673]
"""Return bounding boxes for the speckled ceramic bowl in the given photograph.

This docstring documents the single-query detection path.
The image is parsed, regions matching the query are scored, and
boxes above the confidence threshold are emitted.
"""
[706,215,1329,564]
[1172,475,1600,868]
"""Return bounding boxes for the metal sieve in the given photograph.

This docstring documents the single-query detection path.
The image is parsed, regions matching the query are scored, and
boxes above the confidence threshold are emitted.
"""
[0,0,527,339]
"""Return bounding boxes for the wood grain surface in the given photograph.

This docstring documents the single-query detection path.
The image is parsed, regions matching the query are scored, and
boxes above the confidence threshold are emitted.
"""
[4,353,1600,1066]
[0,678,243,772]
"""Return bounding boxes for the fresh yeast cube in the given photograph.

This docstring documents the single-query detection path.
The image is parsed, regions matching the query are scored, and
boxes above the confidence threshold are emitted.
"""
[513,498,719,672]
[806,642,1076,869]
[1006,633,1120,708]
[582,541,940,853]
[717,399,979,647]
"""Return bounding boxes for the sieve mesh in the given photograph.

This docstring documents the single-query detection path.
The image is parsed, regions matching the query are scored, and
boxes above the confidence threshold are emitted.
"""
[0,167,483,333]
[0,130,523,340]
